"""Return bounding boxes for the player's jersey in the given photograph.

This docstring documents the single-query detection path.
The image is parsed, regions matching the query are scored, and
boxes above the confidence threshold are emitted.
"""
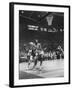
[27,49,32,56]
[35,43,41,50]
[39,50,44,55]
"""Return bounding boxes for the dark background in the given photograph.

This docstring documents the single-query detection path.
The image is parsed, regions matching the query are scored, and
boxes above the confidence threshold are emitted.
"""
[19,10,64,51]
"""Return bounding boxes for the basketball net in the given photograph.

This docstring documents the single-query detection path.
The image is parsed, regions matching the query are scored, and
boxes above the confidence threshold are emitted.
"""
[46,15,53,26]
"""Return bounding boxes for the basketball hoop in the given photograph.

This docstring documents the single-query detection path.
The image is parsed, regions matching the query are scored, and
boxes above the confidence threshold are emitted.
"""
[46,15,53,26]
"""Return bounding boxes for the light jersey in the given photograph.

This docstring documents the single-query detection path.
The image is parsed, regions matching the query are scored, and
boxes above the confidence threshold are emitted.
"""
[29,49,32,53]
[27,49,32,56]
[30,55,33,61]
[27,50,33,61]
[35,43,41,50]
[39,50,44,55]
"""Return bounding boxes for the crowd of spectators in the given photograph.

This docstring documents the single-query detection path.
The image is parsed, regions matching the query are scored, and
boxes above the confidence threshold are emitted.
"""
[19,39,64,62]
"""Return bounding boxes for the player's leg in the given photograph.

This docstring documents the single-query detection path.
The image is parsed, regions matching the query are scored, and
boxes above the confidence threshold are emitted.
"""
[39,56,43,70]
[27,55,31,69]
[32,57,38,69]
[40,59,42,66]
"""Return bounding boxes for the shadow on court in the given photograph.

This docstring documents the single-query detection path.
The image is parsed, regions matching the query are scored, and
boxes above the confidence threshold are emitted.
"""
[19,60,64,79]
[19,71,43,79]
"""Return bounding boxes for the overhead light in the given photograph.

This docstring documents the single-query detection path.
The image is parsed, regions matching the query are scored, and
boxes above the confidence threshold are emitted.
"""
[40,28,43,31]
[44,28,47,31]
[21,11,24,14]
